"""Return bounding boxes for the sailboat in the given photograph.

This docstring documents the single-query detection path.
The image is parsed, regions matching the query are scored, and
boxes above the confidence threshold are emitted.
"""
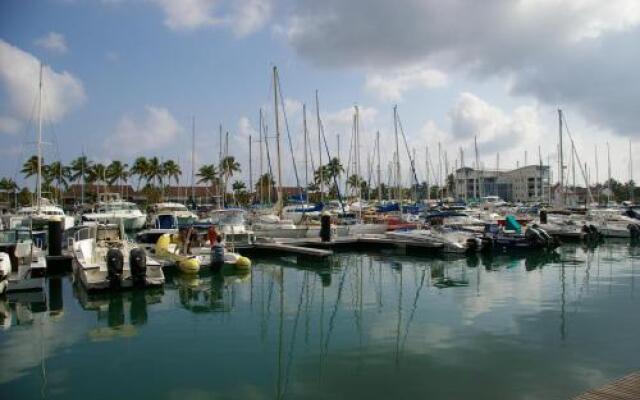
[12,63,75,231]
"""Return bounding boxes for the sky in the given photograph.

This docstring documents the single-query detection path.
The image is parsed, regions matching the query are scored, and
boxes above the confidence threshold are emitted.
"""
[1,0,639,190]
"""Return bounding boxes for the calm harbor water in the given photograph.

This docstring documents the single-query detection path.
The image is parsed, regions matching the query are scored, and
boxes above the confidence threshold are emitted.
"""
[1,242,639,399]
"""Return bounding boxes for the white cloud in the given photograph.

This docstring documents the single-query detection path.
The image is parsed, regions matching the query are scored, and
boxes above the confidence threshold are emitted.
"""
[287,0,640,137]
[148,0,271,36]
[151,0,222,31]
[104,106,183,156]
[231,0,272,37]
[0,39,85,127]
[0,116,22,135]
[365,66,447,102]
[34,32,68,54]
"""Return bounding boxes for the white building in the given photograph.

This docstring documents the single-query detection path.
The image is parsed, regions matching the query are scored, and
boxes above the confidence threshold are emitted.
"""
[455,165,550,202]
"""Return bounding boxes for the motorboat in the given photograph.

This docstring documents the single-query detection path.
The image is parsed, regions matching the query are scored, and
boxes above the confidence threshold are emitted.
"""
[0,228,46,295]
[149,202,197,226]
[154,233,251,273]
[199,209,255,246]
[251,214,309,239]
[81,193,147,231]
[10,199,75,231]
[71,222,164,291]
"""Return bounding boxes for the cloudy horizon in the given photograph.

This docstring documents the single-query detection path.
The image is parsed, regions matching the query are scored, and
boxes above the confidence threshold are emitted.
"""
[1,0,639,189]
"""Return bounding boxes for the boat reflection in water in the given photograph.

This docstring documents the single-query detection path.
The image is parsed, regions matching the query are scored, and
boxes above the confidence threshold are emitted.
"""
[74,285,163,339]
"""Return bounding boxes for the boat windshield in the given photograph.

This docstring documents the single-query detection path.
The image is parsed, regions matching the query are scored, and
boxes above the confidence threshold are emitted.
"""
[99,202,139,212]
[0,229,32,244]
[210,210,245,225]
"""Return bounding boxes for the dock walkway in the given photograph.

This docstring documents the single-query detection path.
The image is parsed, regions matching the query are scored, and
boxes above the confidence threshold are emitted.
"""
[573,371,640,399]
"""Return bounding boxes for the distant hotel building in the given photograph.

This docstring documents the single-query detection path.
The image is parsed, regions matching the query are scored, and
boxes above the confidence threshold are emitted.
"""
[454,165,551,202]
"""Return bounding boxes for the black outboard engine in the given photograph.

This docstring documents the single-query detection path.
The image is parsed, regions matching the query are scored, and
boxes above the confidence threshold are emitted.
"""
[588,224,599,238]
[539,210,548,224]
[129,248,147,287]
[106,248,124,289]
[628,223,640,240]
[525,227,545,246]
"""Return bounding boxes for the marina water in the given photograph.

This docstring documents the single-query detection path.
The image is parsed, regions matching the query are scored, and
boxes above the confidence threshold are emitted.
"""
[2,242,639,399]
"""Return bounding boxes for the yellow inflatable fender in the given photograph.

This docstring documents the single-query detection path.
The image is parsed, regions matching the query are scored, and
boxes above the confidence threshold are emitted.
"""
[235,256,251,269]
[179,257,200,274]
[155,234,171,254]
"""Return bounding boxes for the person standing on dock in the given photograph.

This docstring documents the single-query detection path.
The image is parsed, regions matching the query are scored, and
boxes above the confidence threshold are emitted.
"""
[211,234,225,272]
[207,225,218,248]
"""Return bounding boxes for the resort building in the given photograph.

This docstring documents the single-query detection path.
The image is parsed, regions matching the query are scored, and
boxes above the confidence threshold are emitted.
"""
[454,165,551,203]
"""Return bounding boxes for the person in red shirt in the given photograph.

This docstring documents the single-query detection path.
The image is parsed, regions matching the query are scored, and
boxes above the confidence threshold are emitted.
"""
[207,225,218,248]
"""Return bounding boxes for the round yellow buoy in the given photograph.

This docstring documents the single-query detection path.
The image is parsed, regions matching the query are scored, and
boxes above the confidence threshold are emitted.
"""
[235,256,251,269]
[178,257,200,274]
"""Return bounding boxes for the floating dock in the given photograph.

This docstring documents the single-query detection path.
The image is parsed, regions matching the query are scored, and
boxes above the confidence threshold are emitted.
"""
[573,371,640,400]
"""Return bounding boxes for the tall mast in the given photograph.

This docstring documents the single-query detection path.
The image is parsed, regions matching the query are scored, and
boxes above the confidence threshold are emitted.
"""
[273,66,283,216]
[438,142,443,201]
[218,123,222,208]
[607,142,611,205]
[393,105,401,203]
[426,145,430,201]
[595,144,599,204]
[377,131,382,201]
[191,116,195,203]
[303,104,309,197]
[630,139,634,202]
[36,62,44,211]
[355,105,361,221]
[558,109,564,206]
[259,109,264,205]
[474,136,479,199]
[315,90,323,203]
[249,134,253,203]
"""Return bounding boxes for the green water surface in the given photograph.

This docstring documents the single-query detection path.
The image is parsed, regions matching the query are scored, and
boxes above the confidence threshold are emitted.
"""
[1,241,639,399]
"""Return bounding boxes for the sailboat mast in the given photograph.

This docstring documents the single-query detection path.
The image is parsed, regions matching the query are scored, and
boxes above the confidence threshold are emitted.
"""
[595,144,599,204]
[558,109,564,206]
[259,109,264,205]
[426,145,430,201]
[249,134,253,203]
[303,104,308,196]
[377,131,382,201]
[315,90,323,203]
[191,116,195,203]
[630,139,634,202]
[273,66,283,216]
[607,142,611,205]
[355,105,362,221]
[36,62,44,212]
[393,105,401,203]
[474,136,479,199]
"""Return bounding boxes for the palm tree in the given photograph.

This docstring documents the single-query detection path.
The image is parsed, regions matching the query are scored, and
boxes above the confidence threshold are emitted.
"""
[219,156,241,180]
[130,157,149,190]
[21,155,43,192]
[70,156,92,185]
[162,159,181,186]
[47,161,70,202]
[197,164,219,196]
[0,177,18,205]
[255,173,275,203]
[88,163,107,195]
[146,157,163,187]
[106,160,129,197]
[232,180,246,201]
[325,157,344,180]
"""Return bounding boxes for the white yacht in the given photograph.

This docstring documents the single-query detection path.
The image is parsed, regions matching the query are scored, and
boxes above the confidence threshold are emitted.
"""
[72,223,164,291]
[252,214,310,239]
[200,209,255,245]
[81,193,147,231]
[10,199,75,231]
[0,228,46,295]
[150,202,197,226]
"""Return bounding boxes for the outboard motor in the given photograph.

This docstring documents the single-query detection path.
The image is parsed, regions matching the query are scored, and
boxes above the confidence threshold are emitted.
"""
[588,224,599,238]
[628,223,640,240]
[106,248,124,289]
[525,227,545,246]
[539,210,548,224]
[129,248,147,287]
